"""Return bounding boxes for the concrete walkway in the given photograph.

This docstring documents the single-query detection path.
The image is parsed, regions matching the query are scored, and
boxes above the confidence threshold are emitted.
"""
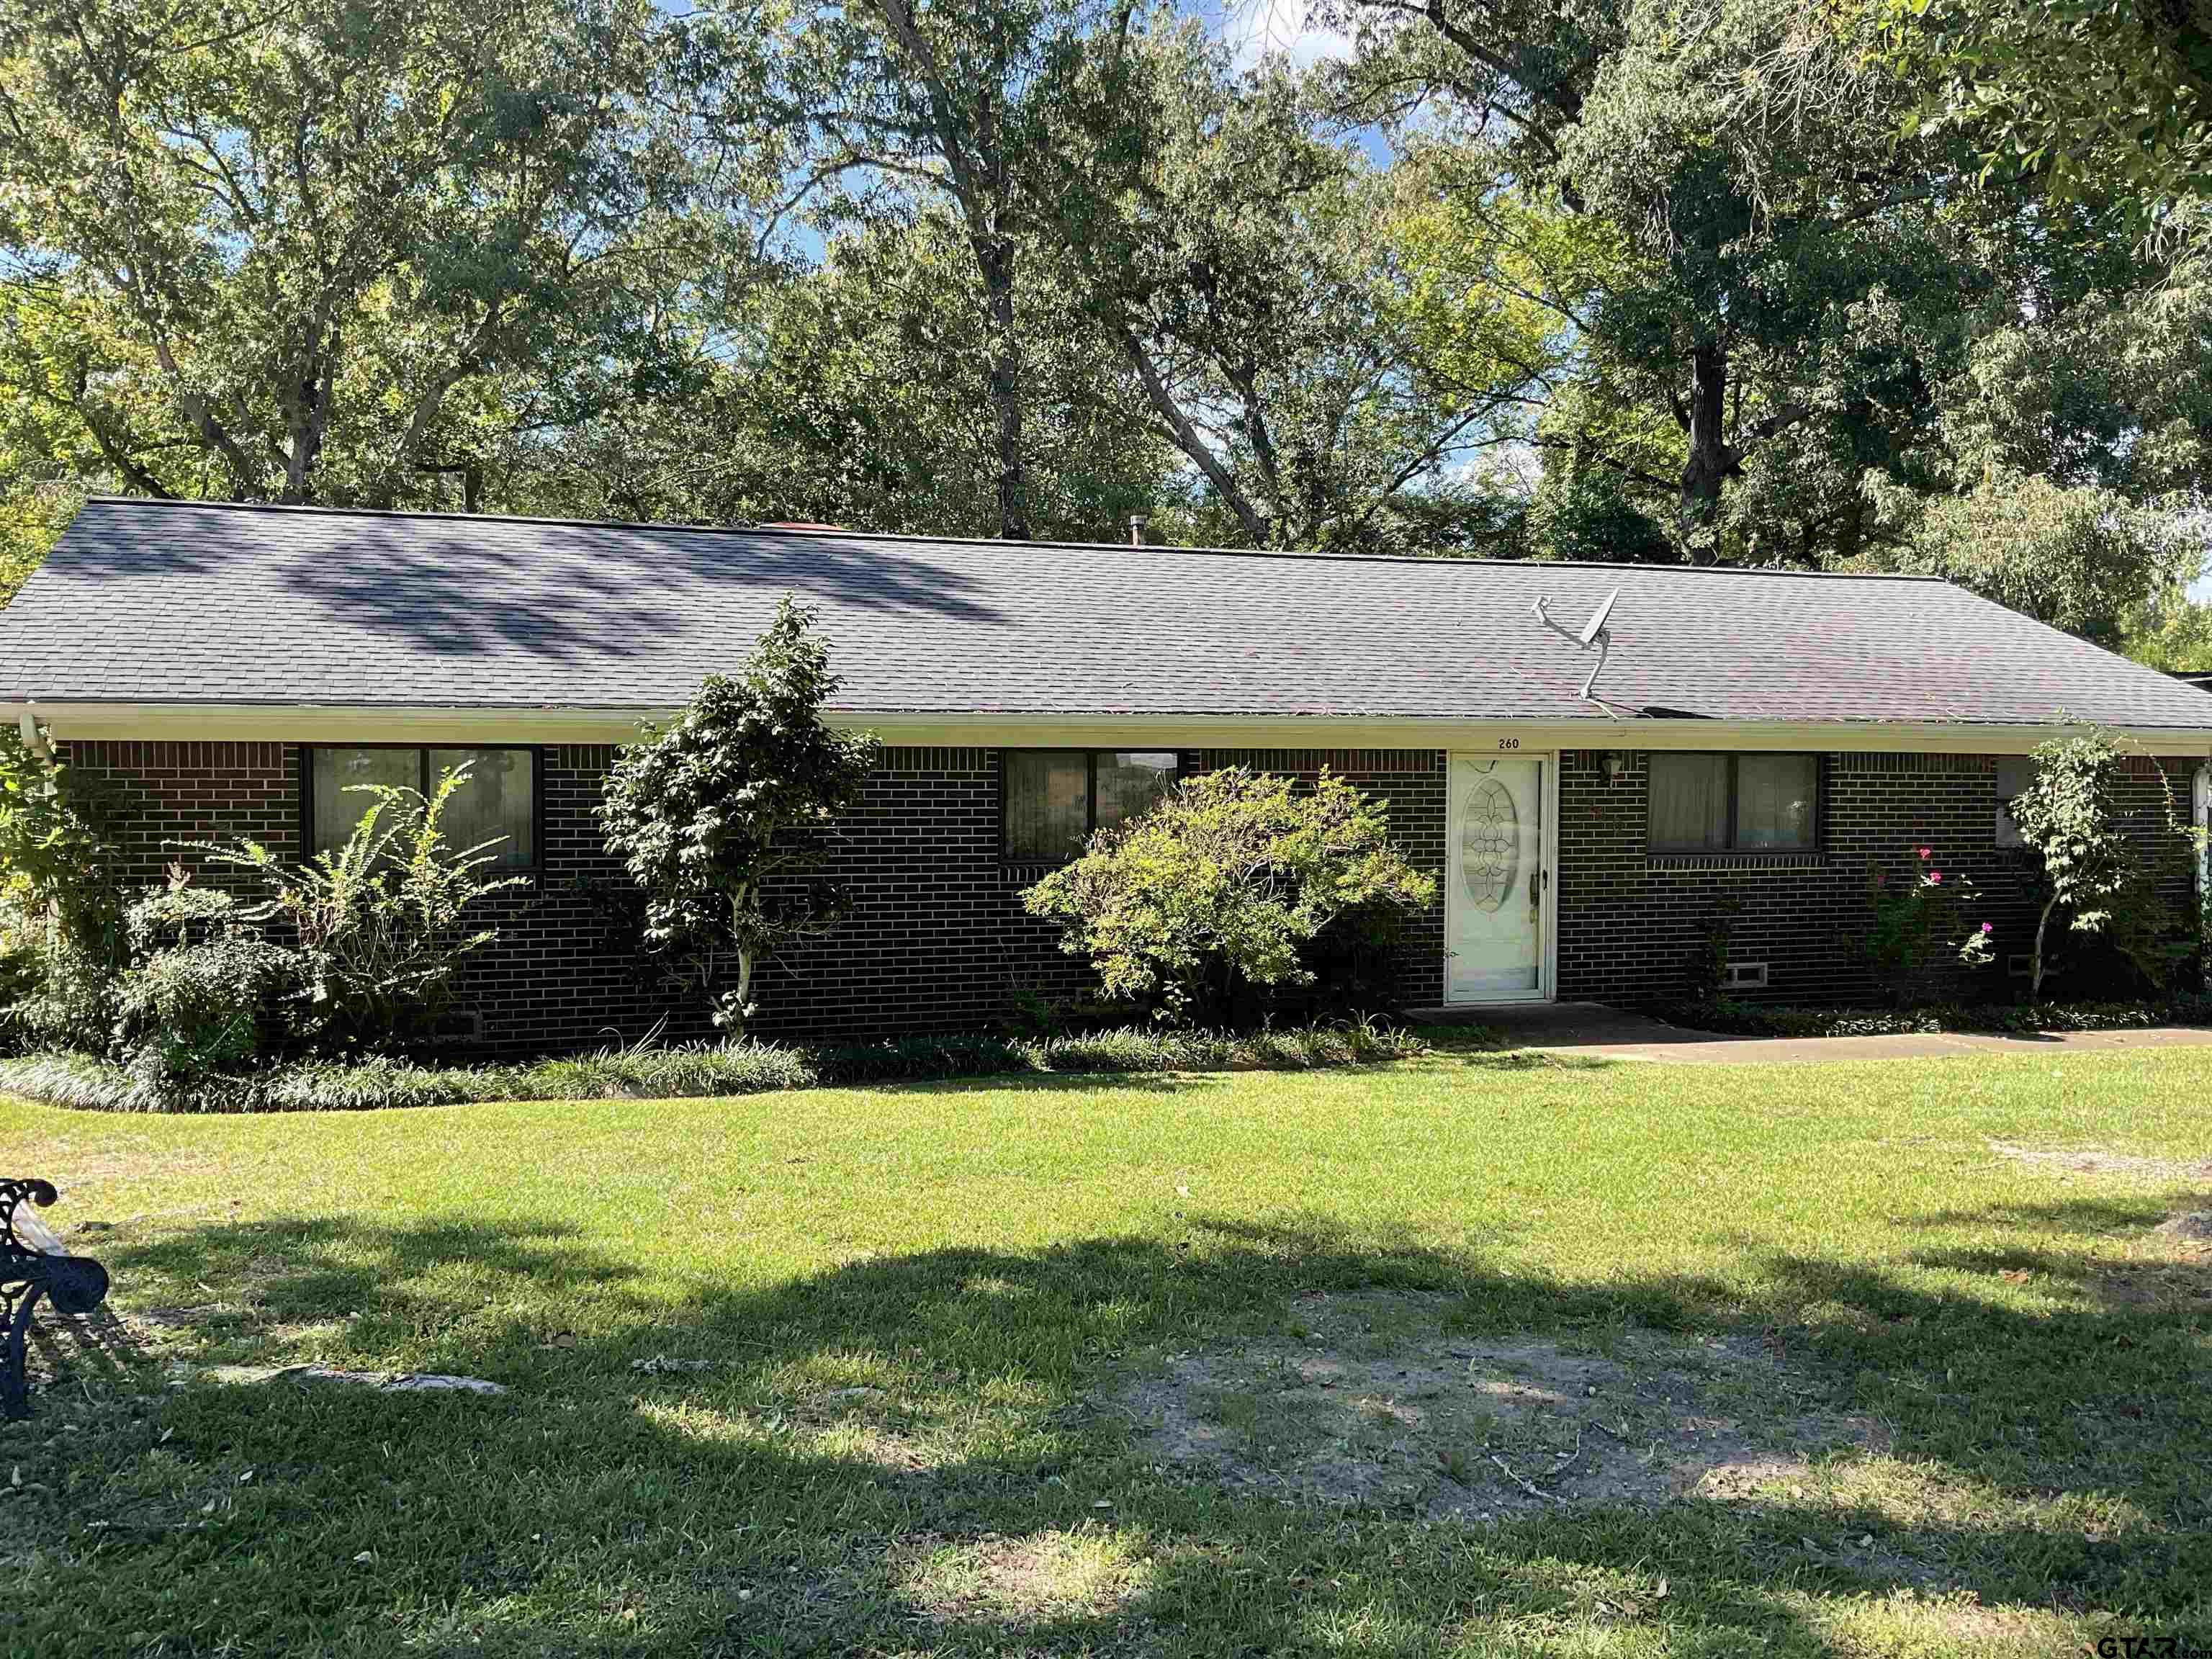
[1451,1001,2212,1065]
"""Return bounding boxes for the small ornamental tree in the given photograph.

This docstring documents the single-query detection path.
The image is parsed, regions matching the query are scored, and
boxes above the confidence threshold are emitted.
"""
[2008,729,2134,999]
[598,599,878,1035]
[1022,768,1437,1025]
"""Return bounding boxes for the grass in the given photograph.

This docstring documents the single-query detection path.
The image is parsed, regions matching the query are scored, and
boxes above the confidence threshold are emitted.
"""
[4,1044,2210,1655]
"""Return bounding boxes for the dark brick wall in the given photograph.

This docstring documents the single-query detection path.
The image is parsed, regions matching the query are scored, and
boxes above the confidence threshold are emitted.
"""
[67,741,300,894]
[1555,748,2199,1004]
[59,738,2201,1046]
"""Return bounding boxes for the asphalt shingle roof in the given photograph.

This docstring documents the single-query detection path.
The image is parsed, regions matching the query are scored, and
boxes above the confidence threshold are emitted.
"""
[5,498,2211,730]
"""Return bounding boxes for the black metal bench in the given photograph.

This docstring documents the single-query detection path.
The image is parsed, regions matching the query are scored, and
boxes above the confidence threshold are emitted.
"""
[1,1179,110,1420]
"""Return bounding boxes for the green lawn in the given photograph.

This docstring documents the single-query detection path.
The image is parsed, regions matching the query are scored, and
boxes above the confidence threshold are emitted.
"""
[4,1046,2210,1656]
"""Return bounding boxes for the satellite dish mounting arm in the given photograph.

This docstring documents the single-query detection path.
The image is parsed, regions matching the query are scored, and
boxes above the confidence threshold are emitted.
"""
[1532,588,1622,708]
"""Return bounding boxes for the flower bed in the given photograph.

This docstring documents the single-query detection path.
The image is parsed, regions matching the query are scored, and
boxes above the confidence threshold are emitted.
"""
[0,1020,1431,1113]
[1646,995,2212,1040]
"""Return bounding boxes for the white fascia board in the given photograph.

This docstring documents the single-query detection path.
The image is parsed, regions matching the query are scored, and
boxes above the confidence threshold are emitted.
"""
[9,701,2212,757]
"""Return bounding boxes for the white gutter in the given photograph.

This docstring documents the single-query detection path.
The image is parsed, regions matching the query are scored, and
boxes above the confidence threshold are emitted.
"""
[7,699,2212,757]
[14,700,53,761]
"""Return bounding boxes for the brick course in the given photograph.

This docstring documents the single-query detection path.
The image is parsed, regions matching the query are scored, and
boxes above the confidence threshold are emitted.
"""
[58,738,2202,1047]
[1555,748,2198,1004]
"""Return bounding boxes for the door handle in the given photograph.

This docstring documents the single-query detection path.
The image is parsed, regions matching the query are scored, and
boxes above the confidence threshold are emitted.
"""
[1527,868,1545,912]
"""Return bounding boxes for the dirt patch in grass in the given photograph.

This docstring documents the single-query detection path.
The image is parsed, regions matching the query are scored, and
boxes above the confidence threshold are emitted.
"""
[1122,1292,1879,1520]
[1989,1141,2212,1182]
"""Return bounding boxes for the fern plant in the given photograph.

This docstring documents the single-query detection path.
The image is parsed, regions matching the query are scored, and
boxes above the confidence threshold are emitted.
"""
[184,763,528,1050]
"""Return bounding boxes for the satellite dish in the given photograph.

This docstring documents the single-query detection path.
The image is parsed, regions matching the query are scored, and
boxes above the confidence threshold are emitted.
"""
[1532,587,1623,708]
[1578,588,1618,647]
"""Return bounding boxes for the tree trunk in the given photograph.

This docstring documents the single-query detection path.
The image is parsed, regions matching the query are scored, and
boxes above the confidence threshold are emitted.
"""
[1678,338,1735,556]
[2031,893,2059,999]
[975,238,1030,541]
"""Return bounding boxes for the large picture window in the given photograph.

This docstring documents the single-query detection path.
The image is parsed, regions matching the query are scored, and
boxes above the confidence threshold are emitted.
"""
[1648,752,1818,853]
[1003,750,1177,864]
[307,746,539,871]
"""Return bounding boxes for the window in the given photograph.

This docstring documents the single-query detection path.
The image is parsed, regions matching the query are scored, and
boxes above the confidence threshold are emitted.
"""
[1002,750,1177,863]
[1648,752,1818,853]
[1994,755,2035,848]
[307,746,538,871]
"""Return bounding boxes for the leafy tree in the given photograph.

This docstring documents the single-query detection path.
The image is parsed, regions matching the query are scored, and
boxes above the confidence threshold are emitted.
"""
[1867,0,2212,224]
[1337,0,2211,639]
[1052,31,1548,551]
[2007,729,2136,999]
[0,0,760,508]
[598,600,878,1035]
[503,212,1176,539]
[747,0,1122,540]
[0,721,124,1050]
[1022,768,1437,1023]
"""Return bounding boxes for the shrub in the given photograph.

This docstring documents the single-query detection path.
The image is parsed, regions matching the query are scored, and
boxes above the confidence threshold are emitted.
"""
[0,1019,1427,1112]
[598,598,878,1036]
[113,873,301,1084]
[184,763,526,1051]
[1650,994,2212,1040]
[1861,845,1994,1004]
[0,723,125,1051]
[1022,768,1437,1025]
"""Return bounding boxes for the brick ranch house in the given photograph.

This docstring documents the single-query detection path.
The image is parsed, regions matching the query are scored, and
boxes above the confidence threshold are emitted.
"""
[5,497,2212,1049]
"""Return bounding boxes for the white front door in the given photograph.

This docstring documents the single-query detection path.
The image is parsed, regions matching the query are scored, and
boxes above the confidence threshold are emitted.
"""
[1445,753,1550,1004]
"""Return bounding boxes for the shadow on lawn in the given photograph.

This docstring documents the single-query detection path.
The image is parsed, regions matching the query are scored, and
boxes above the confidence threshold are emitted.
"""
[16,1197,2212,1655]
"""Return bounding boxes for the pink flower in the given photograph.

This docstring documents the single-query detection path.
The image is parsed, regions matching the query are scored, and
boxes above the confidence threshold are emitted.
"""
[1917,846,1932,860]
[1928,871,1943,885]
[1981,921,1992,933]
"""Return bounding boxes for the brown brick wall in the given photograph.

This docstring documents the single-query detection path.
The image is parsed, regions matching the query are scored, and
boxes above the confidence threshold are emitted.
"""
[59,739,2201,1046]
[1555,748,2198,1004]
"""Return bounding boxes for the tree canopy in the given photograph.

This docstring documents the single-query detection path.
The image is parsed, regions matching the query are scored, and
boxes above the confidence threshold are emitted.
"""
[0,0,2204,660]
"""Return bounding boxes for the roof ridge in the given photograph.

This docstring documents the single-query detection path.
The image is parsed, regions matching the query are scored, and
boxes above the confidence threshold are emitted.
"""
[75,495,1951,582]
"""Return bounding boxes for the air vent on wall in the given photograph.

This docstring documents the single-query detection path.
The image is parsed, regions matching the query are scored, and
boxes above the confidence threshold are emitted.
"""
[2006,953,2033,979]
[1722,961,1769,990]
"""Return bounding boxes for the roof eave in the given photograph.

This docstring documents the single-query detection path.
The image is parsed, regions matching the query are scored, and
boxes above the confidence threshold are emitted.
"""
[11,698,2212,756]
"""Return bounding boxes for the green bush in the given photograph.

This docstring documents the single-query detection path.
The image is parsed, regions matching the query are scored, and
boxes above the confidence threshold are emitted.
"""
[1022,768,1437,1025]
[598,599,878,1036]
[0,1019,1426,1113]
[112,875,303,1084]
[0,724,125,1052]
[184,763,526,1051]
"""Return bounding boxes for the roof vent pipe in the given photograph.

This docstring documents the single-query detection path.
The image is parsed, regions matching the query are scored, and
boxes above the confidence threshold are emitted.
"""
[1128,513,1148,547]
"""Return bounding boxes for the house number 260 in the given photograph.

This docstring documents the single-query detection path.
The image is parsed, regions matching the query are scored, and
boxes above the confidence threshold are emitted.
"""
[1496,738,1521,751]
